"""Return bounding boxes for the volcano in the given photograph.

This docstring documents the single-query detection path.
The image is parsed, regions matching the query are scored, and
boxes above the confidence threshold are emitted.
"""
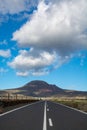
[2,80,87,97]
[13,80,87,97]
[17,80,64,97]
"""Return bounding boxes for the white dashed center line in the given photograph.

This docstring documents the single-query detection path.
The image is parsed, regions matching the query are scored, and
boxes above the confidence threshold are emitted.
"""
[47,108,49,111]
[49,118,53,127]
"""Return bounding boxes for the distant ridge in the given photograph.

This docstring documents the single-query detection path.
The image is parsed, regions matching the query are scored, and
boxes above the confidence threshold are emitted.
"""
[17,80,64,97]
[13,80,87,97]
[1,80,87,97]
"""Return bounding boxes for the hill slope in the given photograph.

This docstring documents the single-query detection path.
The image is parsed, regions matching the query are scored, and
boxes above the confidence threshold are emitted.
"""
[1,80,87,97]
[14,80,87,97]
[17,80,64,97]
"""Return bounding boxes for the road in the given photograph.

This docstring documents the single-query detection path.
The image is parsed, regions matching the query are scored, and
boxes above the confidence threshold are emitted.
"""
[0,101,87,130]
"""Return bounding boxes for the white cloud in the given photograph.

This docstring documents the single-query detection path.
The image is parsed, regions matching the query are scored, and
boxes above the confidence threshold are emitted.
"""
[0,0,39,15]
[0,49,11,58]
[0,0,25,14]
[16,71,29,77]
[8,50,57,76]
[0,0,40,24]
[12,0,87,56]
[32,70,49,76]
[10,0,87,76]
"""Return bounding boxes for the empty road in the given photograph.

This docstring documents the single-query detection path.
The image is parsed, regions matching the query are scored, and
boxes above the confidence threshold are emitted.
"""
[0,101,87,130]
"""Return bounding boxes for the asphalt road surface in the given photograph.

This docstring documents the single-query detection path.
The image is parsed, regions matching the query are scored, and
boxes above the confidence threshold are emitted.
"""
[0,101,87,130]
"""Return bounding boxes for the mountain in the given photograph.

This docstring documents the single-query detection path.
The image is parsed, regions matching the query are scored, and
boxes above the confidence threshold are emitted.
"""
[12,80,87,97]
[1,80,87,97]
[17,80,64,97]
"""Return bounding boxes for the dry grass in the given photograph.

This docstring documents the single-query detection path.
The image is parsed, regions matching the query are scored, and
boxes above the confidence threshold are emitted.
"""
[51,98,87,112]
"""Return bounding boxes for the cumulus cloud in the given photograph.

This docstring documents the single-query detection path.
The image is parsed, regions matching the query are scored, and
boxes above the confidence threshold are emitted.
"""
[8,50,57,76]
[16,71,29,77]
[0,49,11,58]
[12,0,87,56]
[0,0,26,14]
[32,70,49,76]
[0,0,39,15]
[10,0,87,76]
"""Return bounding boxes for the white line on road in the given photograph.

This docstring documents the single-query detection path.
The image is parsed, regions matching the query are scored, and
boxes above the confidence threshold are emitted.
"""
[0,104,30,117]
[0,101,43,117]
[47,108,49,111]
[49,118,53,127]
[43,101,47,130]
[51,101,87,115]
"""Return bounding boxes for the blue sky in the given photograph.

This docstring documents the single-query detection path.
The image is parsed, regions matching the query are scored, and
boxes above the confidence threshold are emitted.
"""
[0,0,87,91]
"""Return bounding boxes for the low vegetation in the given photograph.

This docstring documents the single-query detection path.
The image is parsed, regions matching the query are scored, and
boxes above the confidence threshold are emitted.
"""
[52,98,87,112]
[0,99,39,114]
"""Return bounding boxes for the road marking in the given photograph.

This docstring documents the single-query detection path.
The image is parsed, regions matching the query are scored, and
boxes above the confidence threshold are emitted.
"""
[47,108,49,111]
[43,101,47,130]
[0,101,43,117]
[51,101,87,115]
[49,118,53,127]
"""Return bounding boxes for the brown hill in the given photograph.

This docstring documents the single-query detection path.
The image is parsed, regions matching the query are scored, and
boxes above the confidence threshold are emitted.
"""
[14,80,87,97]
[1,80,87,97]
[17,80,64,97]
